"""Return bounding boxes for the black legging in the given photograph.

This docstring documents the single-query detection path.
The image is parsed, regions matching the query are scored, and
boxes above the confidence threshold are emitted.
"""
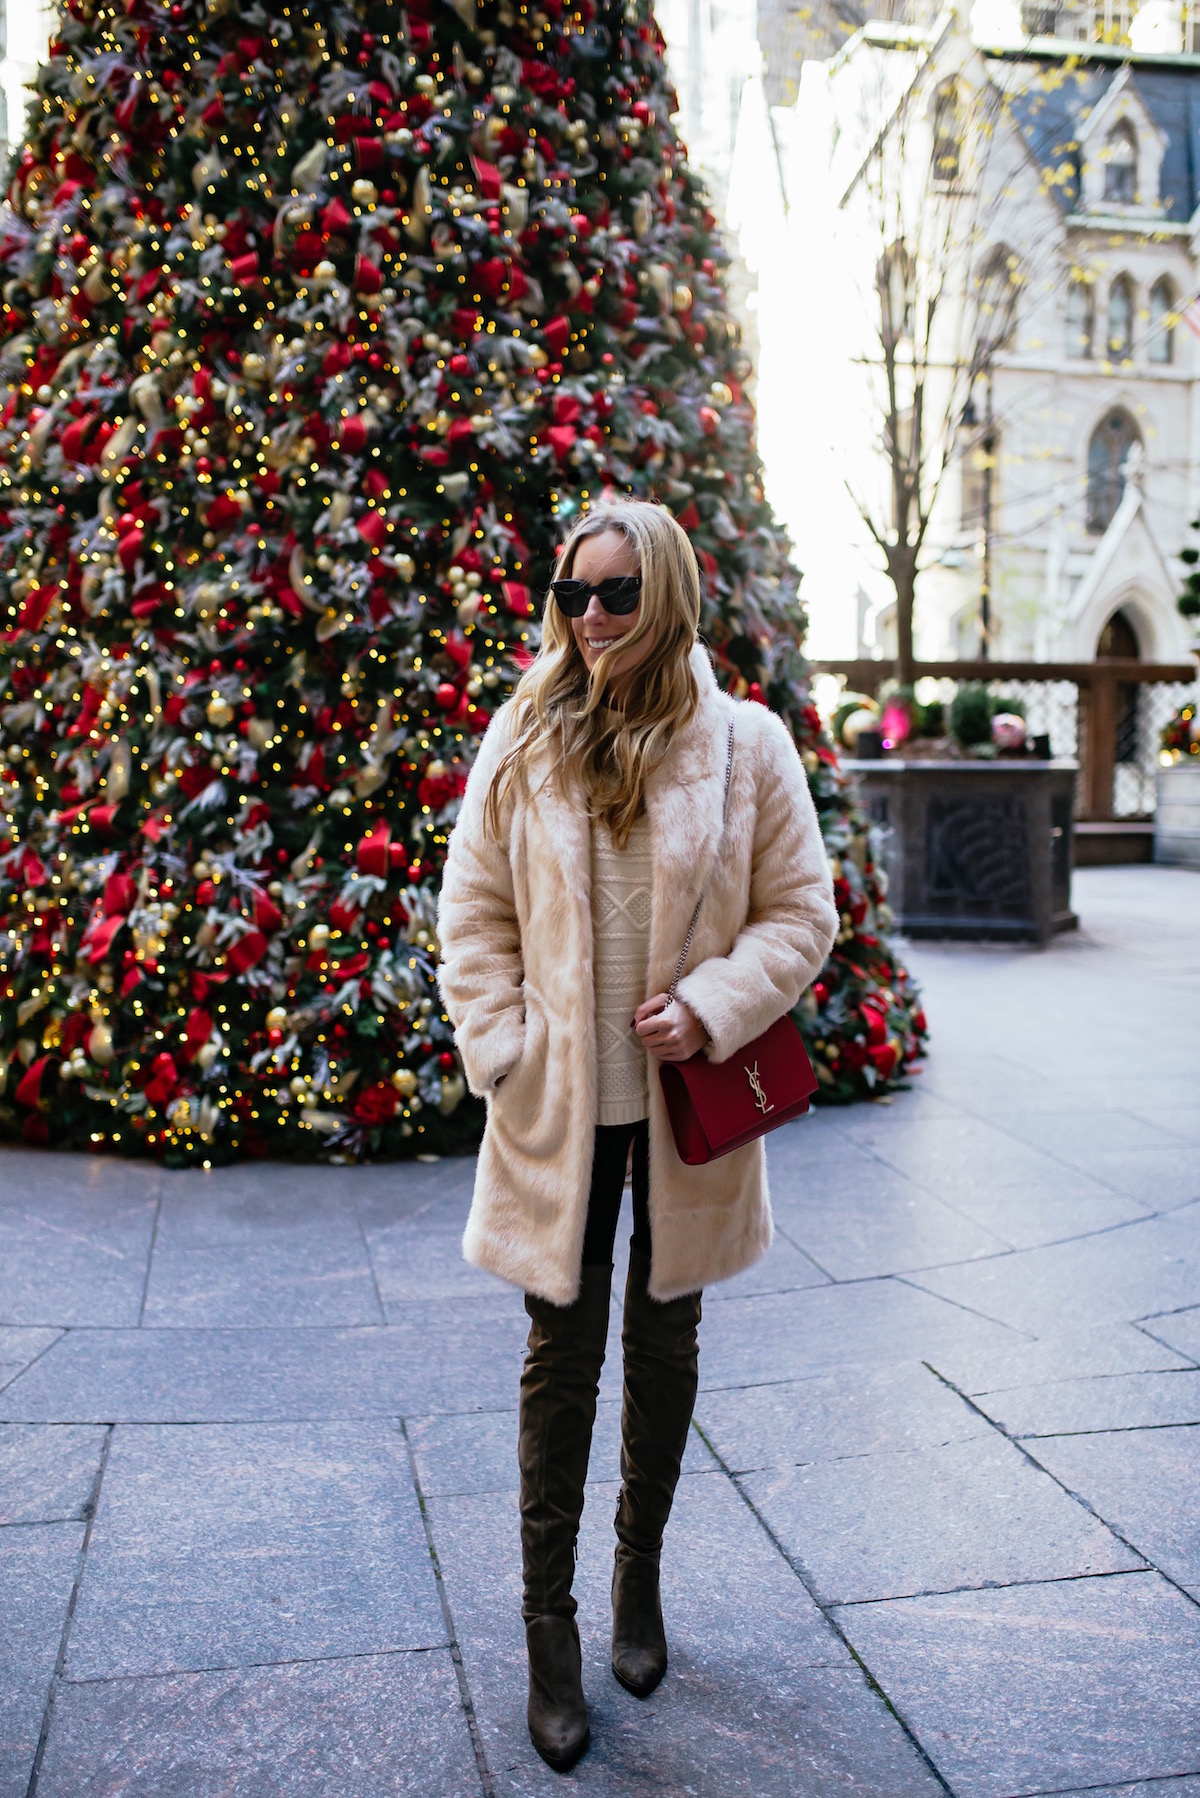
[580,1120,651,1267]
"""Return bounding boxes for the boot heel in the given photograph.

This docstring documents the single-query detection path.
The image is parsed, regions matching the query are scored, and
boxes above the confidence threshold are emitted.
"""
[611,1544,668,1697]
[526,1615,591,1771]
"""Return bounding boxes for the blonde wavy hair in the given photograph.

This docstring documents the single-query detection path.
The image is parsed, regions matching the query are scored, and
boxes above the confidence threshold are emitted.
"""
[485,497,702,848]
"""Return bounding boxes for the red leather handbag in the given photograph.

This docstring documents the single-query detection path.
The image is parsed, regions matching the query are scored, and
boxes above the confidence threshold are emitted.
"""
[658,719,820,1166]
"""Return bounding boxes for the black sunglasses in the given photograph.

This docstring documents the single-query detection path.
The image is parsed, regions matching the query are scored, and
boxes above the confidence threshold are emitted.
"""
[550,574,642,618]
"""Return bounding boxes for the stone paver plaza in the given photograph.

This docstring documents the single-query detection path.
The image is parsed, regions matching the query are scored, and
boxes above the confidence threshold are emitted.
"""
[2,865,1199,1797]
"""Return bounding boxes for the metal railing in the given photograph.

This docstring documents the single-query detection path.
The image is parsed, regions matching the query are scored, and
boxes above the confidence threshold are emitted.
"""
[814,658,1198,820]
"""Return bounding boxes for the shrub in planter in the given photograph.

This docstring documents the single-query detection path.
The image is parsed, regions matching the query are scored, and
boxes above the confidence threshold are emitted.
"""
[951,685,1025,750]
[912,697,945,738]
[950,684,994,747]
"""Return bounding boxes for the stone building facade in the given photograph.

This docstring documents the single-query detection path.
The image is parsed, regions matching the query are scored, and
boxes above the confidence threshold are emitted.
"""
[771,6,1200,666]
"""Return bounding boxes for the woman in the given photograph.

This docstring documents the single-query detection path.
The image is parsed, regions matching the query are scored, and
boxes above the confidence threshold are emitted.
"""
[437,498,837,1772]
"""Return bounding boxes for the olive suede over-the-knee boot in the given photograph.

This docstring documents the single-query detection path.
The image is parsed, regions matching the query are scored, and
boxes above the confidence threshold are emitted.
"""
[611,1245,702,1698]
[519,1264,612,1772]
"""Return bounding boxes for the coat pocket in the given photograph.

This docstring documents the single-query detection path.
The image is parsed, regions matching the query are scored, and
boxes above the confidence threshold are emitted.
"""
[491,990,562,1161]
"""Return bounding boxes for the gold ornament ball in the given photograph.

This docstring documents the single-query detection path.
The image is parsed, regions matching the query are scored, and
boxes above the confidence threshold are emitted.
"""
[840,707,879,750]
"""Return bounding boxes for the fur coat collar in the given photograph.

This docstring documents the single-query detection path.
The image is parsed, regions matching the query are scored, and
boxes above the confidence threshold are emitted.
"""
[521,644,736,974]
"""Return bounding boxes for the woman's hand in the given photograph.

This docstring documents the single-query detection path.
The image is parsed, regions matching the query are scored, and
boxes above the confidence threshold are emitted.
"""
[634,994,707,1062]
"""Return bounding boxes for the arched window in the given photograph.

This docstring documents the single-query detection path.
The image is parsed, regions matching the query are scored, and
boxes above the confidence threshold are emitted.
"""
[1097,607,1141,767]
[1097,608,1140,657]
[932,83,963,185]
[976,245,1022,356]
[1106,275,1134,359]
[1103,122,1137,204]
[1067,277,1093,359]
[1086,410,1140,533]
[1148,277,1174,365]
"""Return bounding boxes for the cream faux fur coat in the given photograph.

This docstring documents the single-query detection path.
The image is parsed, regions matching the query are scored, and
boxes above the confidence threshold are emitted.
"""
[437,645,838,1304]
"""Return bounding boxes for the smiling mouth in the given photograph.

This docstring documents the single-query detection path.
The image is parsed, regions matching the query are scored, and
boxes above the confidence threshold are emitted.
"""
[586,636,623,651]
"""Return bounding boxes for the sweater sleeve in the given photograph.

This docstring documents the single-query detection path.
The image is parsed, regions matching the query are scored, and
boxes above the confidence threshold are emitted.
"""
[674,709,838,1064]
[436,705,527,1095]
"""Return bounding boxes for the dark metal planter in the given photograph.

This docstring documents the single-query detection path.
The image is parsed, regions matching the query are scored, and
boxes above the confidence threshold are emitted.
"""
[842,757,1079,945]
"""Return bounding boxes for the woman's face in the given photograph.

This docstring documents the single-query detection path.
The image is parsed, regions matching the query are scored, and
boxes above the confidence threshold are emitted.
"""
[568,529,653,693]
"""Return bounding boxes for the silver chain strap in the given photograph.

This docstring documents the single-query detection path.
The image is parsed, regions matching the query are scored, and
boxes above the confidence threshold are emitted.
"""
[667,716,736,1003]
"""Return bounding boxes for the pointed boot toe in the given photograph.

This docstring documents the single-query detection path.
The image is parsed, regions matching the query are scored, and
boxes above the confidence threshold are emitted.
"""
[611,1546,668,1698]
[526,1615,591,1772]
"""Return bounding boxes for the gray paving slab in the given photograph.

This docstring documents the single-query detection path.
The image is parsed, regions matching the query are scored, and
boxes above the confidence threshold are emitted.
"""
[1128,1104,1200,1144]
[1051,1780,1200,1797]
[698,1275,1027,1384]
[702,1230,831,1297]
[1028,1425,1200,1603]
[977,1110,1200,1207]
[0,1327,61,1393]
[1080,1147,1200,1209]
[351,1151,478,1225]
[157,1161,383,1241]
[1145,1305,1200,1362]
[428,1479,944,1796]
[841,1086,965,1122]
[741,1432,1140,1606]
[145,1165,390,1326]
[408,1399,716,1500]
[772,1177,1011,1279]
[694,1359,990,1474]
[142,1244,384,1329]
[67,1420,445,1679]
[0,1311,530,1422]
[914,1049,1103,1115]
[835,1115,1156,1249]
[0,1424,107,1524]
[911,1203,1200,1337]
[992,1106,1184,1159]
[835,1571,1200,1798]
[364,1194,534,1311]
[927,1321,1197,1397]
[0,1519,83,1798]
[0,1153,160,1327]
[36,1650,479,1798]
[973,1369,1200,1438]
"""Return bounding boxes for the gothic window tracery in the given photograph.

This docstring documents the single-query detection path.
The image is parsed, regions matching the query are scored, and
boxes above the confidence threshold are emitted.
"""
[1106,274,1134,359]
[1086,410,1140,533]
[1067,277,1094,358]
[1103,121,1137,203]
[1148,277,1174,364]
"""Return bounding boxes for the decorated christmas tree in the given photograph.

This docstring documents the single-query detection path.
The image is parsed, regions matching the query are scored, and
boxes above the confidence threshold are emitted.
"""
[0,0,924,1165]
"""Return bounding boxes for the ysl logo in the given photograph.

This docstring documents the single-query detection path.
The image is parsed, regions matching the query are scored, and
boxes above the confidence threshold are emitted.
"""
[744,1061,774,1116]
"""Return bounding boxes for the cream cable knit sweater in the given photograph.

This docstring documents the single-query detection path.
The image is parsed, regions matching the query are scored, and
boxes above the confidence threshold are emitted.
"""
[590,811,652,1126]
